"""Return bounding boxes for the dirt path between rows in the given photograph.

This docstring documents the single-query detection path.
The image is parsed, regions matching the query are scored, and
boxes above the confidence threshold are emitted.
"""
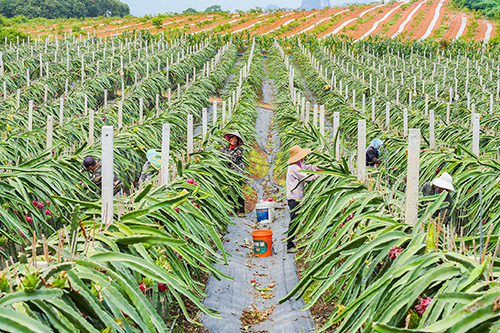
[201,58,315,333]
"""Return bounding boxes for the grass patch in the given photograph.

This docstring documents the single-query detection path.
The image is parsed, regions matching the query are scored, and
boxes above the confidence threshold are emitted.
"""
[247,145,269,179]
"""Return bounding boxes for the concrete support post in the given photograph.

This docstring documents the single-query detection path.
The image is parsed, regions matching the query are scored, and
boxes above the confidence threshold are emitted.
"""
[46,116,53,149]
[161,124,170,185]
[187,115,194,155]
[405,129,421,226]
[59,98,64,126]
[202,108,208,141]
[101,126,114,226]
[139,98,144,125]
[472,113,480,157]
[16,89,20,109]
[429,109,436,149]
[357,119,366,182]
[212,100,217,126]
[28,100,33,131]
[117,101,123,131]
[333,112,340,159]
[490,94,494,115]
[156,94,160,117]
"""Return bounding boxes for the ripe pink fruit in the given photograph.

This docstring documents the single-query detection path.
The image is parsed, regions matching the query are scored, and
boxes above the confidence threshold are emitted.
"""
[45,209,53,216]
[25,216,33,223]
[251,278,256,283]
[158,283,167,292]
[139,282,147,293]
[186,178,195,184]
[388,247,403,260]
[174,207,180,213]
[415,297,432,316]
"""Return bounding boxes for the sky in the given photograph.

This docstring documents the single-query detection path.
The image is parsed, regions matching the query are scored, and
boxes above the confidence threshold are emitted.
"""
[121,0,374,17]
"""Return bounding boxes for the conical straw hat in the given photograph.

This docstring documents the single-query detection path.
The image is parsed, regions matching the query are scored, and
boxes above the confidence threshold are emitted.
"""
[287,145,311,165]
[224,131,244,145]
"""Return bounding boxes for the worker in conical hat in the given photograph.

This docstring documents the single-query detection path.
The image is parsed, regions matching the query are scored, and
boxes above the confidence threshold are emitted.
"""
[220,130,245,217]
[420,172,454,224]
[286,145,322,253]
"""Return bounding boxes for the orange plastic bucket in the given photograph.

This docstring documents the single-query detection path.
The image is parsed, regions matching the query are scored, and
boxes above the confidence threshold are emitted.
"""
[252,230,273,257]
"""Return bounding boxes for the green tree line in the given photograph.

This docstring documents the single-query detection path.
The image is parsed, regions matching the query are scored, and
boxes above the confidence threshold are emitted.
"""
[0,0,130,19]
[454,0,500,19]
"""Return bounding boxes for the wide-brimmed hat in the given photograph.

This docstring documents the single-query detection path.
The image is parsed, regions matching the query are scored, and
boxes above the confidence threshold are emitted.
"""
[432,172,455,192]
[287,145,312,165]
[224,131,244,145]
[146,149,161,169]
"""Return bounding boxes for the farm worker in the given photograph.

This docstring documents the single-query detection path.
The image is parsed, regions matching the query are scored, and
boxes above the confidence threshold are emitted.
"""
[366,138,384,166]
[220,131,245,218]
[286,145,322,252]
[81,156,123,196]
[139,149,161,185]
[420,172,454,224]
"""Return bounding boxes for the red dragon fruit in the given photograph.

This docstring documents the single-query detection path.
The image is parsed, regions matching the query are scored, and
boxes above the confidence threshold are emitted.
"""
[415,297,432,316]
[388,247,403,260]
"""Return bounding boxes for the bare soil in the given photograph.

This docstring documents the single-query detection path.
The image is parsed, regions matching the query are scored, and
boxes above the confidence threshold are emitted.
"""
[442,12,467,40]
[317,6,370,39]
[283,9,335,37]
[251,12,298,36]
[401,1,434,39]
[475,20,490,42]
[350,4,398,39]
[384,0,424,37]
